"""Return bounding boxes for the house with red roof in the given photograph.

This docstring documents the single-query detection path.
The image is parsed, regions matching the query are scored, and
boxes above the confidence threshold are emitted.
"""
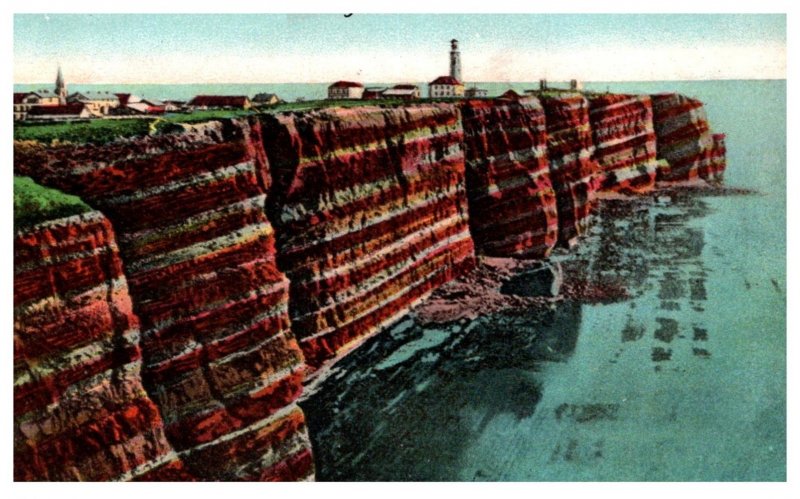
[115,94,167,115]
[362,87,387,100]
[188,95,251,110]
[26,103,90,121]
[327,81,364,100]
[428,76,464,98]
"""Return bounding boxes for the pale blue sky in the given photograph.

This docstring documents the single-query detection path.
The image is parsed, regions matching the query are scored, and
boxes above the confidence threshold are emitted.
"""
[14,14,786,83]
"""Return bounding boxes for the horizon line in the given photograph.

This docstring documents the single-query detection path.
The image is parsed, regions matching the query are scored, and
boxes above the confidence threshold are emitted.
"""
[14,77,787,85]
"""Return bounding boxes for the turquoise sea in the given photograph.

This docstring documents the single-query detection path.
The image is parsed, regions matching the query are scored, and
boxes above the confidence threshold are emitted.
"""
[15,79,785,481]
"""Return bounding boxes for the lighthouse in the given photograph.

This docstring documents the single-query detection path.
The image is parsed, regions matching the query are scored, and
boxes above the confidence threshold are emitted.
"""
[449,39,462,83]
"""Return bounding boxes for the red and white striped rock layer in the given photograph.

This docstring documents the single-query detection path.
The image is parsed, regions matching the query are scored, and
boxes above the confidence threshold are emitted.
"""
[539,94,602,247]
[14,119,314,481]
[13,91,726,481]
[262,105,476,369]
[588,94,660,194]
[460,97,559,258]
[651,93,726,183]
[14,212,190,480]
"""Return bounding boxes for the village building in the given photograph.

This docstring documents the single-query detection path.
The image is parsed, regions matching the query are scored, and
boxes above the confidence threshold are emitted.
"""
[428,40,465,98]
[428,76,464,98]
[115,94,166,115]
[362,87,387,100]
[13,92,58,121]
[13,93,30,121]
[163,100,186,112]
[465,86,488,98]
[252,93,282,106]
[382,84,420,100]
[188,95,251,110]
[18,90,61,107]
[26,102,90,121]
[67,91,120,116]
[327,81,364,100]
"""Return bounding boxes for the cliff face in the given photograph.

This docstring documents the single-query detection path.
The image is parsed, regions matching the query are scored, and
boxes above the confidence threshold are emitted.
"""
[13,91,728,481]
[261,105,475,369]
[588,94,660,193]
[650,93,725,183]
[460,97,559,258]
[14,119,314,481]
[14,211,189,481]
[539,94,601,246]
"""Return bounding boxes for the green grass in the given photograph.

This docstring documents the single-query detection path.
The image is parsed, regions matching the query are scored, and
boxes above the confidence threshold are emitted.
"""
[259,98,423,114]
[14,176,92,230]
[14,118,153,145]
[13,98,452,146]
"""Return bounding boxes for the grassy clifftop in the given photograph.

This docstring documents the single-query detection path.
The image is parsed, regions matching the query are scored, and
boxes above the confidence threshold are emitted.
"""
[12,99,427,146]
[14,176,92,230]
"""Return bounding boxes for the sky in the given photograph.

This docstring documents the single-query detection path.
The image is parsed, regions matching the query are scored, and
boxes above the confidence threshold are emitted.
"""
[13,13,786,84]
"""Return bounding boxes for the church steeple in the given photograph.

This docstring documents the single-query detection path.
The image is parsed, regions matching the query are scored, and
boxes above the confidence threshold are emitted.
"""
[55,65,67,104]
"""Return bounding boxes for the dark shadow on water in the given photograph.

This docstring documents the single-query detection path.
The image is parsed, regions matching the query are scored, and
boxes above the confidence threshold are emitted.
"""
[302,193,740,481]
[301,302,582,481]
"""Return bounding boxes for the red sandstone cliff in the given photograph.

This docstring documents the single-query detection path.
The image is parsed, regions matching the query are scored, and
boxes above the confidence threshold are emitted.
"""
[14,119,314,481]
[651,93,726,183]
[539,94,602,247]
[460,97,559,258]
[14,211,190,480]
[587,94,660,194]
[261,105,476,369]
[13,93,727,481]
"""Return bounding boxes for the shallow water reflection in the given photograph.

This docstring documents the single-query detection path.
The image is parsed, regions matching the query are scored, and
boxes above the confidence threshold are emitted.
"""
[302,191,785,481]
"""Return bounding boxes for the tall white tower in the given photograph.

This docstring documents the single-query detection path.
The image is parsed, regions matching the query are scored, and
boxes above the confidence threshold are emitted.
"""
[449,39,462,83]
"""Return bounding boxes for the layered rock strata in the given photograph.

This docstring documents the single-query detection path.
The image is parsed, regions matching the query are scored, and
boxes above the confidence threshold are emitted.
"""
[14,211,189,481]
[14,119,314,481]
[587,94,660,193]
[261,105,476,369]
[709,133,727,182]
[651,93,726,183]
[460,97,559,258]
[13,91,728,481]
[539,94,602,246]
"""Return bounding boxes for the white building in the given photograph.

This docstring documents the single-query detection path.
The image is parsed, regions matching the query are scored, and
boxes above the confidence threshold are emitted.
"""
[327,81,365,100]
[67,91,120,116]
[429,76,464,98]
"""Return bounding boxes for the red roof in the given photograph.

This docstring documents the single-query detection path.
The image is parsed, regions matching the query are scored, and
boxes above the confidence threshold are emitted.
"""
[329,81,364,89]
[429,76,462,86]
[27,103,86,116]
[13,92,28,104]
[499,89,522,100]
[188,95,250,107]
[115,93,131,107]
[393,84,418,90]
